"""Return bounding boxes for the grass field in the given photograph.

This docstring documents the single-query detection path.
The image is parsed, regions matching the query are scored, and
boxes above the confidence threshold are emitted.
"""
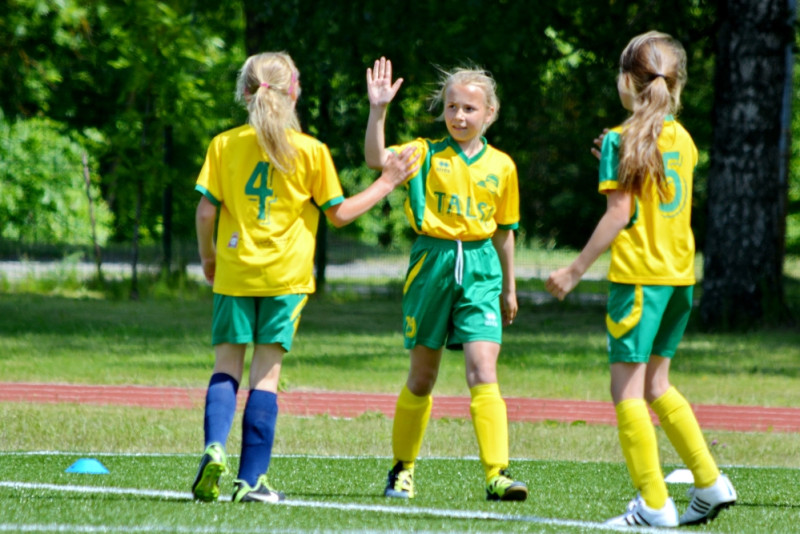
[2,452,798,533]
[1,281,799,532]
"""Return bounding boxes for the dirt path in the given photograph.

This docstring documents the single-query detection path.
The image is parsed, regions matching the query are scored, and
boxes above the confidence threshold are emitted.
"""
[2,382,798,432]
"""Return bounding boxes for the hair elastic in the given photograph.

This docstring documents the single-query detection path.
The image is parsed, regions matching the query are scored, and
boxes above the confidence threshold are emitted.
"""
[288,72,298,98]
[260,82,270,88]
[652,73,666,80]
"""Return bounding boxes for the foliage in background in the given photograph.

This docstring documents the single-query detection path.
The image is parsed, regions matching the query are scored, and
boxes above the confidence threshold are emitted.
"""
[0,0,244,254]
[1,1,798,260]
[0,112,112,245]
[244,0,721,249]
[788,47,800,255]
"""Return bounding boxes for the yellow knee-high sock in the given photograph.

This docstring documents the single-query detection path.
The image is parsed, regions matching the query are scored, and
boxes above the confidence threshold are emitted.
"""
[651,386,719,488]
[616,398,668,509]
[470,383,508,481]
[391,385,432,470]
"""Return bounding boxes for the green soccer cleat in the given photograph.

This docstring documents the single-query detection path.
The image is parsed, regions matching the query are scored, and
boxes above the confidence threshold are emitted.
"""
[486,470,528,501]
[232,474,285,503]
[384,461,415,499]
[191,443,228,502]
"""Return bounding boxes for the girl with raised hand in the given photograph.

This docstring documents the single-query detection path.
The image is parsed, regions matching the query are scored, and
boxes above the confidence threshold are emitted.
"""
[365,57,527,502]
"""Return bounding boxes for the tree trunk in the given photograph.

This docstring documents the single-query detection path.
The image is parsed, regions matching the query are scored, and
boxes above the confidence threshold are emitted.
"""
[700,0,795,329]
[161,125,173,275]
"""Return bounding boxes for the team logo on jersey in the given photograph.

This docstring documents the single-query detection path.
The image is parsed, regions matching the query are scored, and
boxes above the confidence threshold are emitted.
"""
[659,152,687,218]
[484,311,498,327]
[404,316,417,338]
[227,232,239,248]
[436,160,451,174]
[477,174,499,195]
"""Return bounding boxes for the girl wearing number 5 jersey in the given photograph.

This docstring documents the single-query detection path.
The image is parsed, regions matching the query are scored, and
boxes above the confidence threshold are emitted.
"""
[192,52,418,504]
[546,31,736,527]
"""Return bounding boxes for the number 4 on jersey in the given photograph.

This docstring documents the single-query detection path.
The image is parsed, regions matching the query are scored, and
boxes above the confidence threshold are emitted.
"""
[245,162,276,222]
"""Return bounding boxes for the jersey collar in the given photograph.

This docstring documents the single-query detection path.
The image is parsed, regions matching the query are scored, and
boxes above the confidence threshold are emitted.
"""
[448,135,488,166]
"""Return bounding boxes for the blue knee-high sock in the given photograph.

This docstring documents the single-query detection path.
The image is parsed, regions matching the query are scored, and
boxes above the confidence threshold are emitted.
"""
[237,389,278,487]
[203,373,239,448]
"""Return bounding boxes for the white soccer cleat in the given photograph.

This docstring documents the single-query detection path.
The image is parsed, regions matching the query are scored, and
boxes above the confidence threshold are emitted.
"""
[679,473,737,525]
[605,495,679,528]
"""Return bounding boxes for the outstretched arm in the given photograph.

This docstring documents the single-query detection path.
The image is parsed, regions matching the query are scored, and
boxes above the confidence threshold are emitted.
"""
[545,189,630,300]
[325,146,419,228]
[365,57,403,169]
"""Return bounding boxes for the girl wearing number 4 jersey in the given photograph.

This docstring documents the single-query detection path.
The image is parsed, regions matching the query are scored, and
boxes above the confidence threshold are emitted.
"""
[192,51,418,504]
[546,31,736,527]
[365,57,527,502]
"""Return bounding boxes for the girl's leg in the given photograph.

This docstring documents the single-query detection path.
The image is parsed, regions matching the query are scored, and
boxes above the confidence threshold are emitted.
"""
[464,341,505,480]
[391,345,442,469]
[236,343,284,487]
[465,341,526,501]
[204,343,246,447]
[611,362,669,510]
[385,345,441,498]
[646,356,720,488]
[193,343,246,501]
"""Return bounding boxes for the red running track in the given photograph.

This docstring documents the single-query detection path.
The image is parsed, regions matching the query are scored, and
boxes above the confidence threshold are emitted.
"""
[1,382,798,433]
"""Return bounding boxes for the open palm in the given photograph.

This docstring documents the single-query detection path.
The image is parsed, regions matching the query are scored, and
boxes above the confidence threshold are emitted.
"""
[367,56,403,107]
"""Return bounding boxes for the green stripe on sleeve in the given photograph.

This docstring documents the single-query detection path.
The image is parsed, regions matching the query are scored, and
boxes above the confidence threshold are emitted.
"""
[195,184,220,207]
[319,196,344,212]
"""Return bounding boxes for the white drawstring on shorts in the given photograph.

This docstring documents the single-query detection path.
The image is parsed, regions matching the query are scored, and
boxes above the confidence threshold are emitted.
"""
[454,240,464,286]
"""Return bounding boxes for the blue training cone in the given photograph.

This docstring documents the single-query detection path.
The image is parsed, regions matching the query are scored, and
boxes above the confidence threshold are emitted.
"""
[65,458,110,474]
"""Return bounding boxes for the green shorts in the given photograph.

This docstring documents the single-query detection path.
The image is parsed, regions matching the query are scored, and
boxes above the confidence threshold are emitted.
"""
[402,235,502,351]
[211,293,308,352]
[606,283,693,363]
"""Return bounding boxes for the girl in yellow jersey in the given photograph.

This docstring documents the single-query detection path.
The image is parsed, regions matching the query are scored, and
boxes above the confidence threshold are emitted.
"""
[192,52,418,504]
[546,32,736,527]
[365,57,527,502]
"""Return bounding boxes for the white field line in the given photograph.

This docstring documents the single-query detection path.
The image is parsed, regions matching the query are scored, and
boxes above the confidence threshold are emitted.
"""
[0,480,682,534]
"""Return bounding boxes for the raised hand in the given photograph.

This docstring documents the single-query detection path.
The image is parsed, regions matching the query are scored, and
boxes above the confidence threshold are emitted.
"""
[366,57,403,108]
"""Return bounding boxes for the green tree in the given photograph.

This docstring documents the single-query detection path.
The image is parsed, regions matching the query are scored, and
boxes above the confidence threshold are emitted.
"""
[241,0,718,250]
[1,1,244,294]
[0,113,113,245]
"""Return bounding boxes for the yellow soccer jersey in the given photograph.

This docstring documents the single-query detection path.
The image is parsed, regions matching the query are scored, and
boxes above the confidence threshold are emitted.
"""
[195,125,344,296]
[598,116,698,285]
[389,136,520,240]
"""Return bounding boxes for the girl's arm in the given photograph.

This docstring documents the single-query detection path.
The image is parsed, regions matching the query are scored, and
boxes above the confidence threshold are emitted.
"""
[195,195,217,284]
[325,147,419,228]
[492,228,518,326]
[365,57,403,169]
[545,189,631,300]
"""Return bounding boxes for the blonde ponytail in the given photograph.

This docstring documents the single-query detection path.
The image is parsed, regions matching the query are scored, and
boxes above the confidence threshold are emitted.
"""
[235,52,302,173]
[616,32,687,201]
